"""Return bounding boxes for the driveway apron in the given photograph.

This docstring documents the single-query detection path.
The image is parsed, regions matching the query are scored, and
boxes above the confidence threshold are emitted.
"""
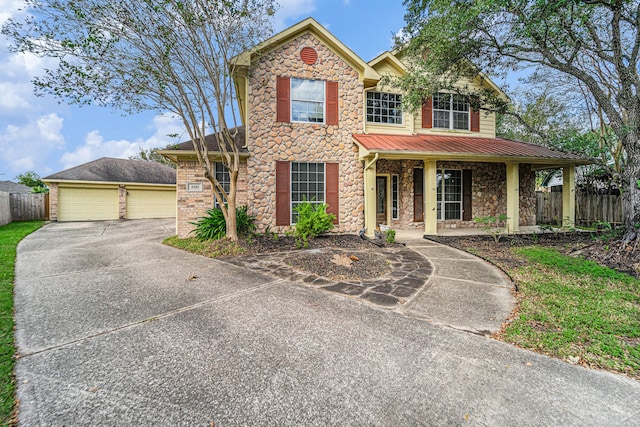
[13,220,640,426]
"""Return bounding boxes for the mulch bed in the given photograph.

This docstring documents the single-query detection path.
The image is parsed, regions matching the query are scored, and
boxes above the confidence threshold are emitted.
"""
[235,234,399,281]
[428,231,640,278]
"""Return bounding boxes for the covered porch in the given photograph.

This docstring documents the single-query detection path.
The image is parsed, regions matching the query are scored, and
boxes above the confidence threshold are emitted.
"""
[353,133,591,238]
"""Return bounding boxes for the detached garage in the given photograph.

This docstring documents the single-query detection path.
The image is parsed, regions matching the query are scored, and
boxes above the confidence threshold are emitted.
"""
[44,157,176,221]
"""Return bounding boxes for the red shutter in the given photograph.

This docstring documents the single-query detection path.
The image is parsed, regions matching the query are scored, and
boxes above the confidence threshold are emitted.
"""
[463,170,472,221]
[325,162,339,224]
[275,161,290,226]
[470,97,480,132]
[326,81,338,125]
[276,76,290,122]
[421,97,433,128]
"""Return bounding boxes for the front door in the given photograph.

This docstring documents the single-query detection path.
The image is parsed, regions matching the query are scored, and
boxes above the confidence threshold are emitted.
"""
[376,176,387,226]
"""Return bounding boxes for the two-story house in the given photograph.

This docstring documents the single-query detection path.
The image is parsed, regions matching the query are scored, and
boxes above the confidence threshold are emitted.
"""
[160,18,589,239]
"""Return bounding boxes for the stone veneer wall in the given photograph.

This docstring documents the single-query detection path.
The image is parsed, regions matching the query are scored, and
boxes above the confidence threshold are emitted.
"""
[176,160,248,237]
[373,160,536,230]
[118,185,126,220]
[246,32,364,233]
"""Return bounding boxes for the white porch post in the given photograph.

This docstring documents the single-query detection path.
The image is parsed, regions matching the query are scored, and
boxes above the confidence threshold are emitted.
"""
[363,155,377,238]
[424,159,438,235]
[506,162,520,233]
[562,164,576,227]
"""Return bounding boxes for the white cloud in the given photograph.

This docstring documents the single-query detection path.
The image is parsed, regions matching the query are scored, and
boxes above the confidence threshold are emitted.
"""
[273,0,317,30]
[0,113,65,175]
[60,113,184,170]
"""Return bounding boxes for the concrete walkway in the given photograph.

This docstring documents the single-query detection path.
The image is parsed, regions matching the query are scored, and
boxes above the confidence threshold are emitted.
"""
[397,236,515,335]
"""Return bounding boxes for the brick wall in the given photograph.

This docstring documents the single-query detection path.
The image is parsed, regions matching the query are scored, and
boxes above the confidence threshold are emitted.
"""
[176,160,248,237]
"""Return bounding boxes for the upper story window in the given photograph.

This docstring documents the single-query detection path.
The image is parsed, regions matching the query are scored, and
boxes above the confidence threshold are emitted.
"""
[291,78,325,123]
[433,93,469,130]
[366,92,403,125]
[277,76,338,125]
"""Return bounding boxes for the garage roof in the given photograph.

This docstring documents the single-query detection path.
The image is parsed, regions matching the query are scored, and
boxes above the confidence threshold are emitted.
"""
[44,157,176,184]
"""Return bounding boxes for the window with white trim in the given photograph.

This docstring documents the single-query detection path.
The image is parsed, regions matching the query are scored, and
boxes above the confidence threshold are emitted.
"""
[214,162,230,208]
[392,174,399,219]
[433,93,469,130]
[291,78,325,123]
[436,169,462,220]
[366,92,403,124]
[291,162,325,223]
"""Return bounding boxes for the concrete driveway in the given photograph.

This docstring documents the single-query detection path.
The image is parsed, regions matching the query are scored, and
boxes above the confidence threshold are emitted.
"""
[14,220,640,426]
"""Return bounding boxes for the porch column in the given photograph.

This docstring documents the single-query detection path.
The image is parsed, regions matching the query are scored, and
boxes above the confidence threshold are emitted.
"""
[562,164,576,227]
[363,155,377,238]
[506,162,520,233]
[424,159,438,235]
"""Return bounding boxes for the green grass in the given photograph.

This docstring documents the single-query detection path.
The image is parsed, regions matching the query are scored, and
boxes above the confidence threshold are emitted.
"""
[503,246,640,378]
[0,221,43,425]
[163,235,246,257]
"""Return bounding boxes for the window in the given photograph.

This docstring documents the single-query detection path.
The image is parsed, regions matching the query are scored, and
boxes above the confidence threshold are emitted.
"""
[214,162,230,208]
[436,169,462,220]
[291,78,325,123]
[433,93,469,130]
[290,162,325,223]
[392,175,399,219]
[366,92,403,124]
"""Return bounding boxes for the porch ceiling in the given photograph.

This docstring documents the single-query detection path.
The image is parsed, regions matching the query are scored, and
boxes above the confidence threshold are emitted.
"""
[353,133,593,166]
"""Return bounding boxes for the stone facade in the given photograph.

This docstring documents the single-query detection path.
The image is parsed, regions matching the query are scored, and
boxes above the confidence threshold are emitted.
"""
[176,160,248,238]
[118,185,126,220]
[246,32,364,233]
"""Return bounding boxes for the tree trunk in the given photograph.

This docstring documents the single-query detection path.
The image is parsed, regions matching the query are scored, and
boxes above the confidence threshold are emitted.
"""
[621,132,640,245]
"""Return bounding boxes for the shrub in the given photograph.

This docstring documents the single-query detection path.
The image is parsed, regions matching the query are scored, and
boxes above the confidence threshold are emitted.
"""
[474,214,509,242]
[385,229,396,243]
[190,205,256,241]
[292,201,336,248]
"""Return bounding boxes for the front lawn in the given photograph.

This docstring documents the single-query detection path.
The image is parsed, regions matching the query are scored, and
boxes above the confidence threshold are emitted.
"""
[433,233,640,380]
[0,221,43,425]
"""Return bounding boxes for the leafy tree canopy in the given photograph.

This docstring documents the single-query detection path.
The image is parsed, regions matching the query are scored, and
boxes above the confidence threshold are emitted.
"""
[401,0,640,243]
[15,171,48,193]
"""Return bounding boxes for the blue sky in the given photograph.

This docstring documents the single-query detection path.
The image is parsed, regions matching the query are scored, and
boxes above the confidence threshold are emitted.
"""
[0,0,474,179]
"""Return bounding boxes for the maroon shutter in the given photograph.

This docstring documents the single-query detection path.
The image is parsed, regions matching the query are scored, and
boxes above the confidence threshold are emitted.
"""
[470,98,480,132]
[413,168,424,222]
[325,162,339,224]
[275,161,290,226]
[463,170,472,221]
[326,81,338,125]
[276,76,290,122]
[421,97,433,128]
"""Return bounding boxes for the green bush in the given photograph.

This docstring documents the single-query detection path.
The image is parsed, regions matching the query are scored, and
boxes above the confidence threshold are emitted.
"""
[292,201,336,248]
[190,205,256,241]
[385,229,396,243]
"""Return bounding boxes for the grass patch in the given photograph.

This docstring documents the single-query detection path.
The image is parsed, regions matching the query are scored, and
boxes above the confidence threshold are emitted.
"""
[163,235,246,257]
[0,221,43,424]
[503,246,640,378]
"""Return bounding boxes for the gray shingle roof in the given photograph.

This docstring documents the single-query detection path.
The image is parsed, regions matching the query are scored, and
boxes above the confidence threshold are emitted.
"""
[44,157,176,184]
[174,126,248,153]
[0,181,33,194]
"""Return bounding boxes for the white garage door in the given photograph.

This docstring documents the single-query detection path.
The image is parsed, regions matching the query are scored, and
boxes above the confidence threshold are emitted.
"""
[58,187,119,221]
[126,189,176,219]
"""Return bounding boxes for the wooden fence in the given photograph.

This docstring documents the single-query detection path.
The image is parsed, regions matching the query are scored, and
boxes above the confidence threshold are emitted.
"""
[0,192,10,226]
[536,192,623,226]
[0,193,49,225]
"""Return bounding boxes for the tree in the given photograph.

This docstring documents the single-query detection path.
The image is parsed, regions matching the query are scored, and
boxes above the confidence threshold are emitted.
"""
[15,171,48,193]
[4,0,276,241]
[400,0,640,244]
[130,145,179,169]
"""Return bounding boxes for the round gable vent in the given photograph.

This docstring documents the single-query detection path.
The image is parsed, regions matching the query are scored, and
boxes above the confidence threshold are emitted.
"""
[300,47,318,65]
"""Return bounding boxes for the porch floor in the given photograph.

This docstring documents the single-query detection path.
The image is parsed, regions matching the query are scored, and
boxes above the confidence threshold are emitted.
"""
[394,226,543,242]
